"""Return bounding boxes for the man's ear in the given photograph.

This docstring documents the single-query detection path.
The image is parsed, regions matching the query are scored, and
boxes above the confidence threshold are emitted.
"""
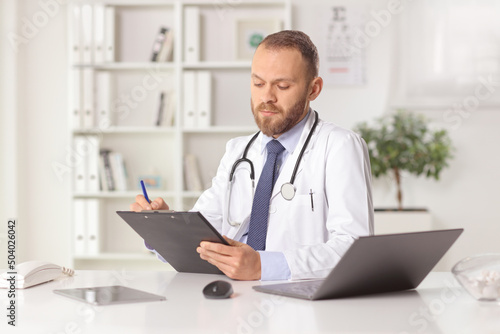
[308,76,323,101]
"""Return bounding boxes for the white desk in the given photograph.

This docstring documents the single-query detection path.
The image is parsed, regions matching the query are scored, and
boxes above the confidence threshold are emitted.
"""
[1,271,499,334]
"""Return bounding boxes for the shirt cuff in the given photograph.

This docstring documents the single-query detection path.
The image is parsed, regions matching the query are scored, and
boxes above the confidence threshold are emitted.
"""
[258,251,291,281]
[144,241,167,263]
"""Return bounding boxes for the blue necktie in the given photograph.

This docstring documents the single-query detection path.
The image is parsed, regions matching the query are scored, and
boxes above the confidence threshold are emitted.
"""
[247,140,285,251]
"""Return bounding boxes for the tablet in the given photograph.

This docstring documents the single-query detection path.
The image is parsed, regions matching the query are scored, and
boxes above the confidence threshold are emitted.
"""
[116,211,229,275]
[54,285,166,306]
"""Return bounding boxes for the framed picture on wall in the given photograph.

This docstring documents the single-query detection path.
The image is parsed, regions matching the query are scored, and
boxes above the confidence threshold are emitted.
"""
[234,18,282,61]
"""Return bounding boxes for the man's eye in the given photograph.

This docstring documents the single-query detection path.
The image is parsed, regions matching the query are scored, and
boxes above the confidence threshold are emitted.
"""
[278,86,289,90]
[254,83,264,87]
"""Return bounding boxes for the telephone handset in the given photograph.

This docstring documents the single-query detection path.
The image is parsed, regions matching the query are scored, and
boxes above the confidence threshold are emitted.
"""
[0,260,74,289]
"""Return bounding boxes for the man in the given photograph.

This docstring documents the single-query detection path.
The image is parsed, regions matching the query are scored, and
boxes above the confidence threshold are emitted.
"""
[131,30,373,281]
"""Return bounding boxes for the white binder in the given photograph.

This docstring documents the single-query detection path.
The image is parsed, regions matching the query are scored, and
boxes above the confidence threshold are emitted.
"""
[73,199,87,255]
[196,71,212,128]
[104,6,115,62]
[86,136,100,192]
[95,71,112,128]
[184,7,200,63]
[82,68,95,129]
[93,4,105,63]
[86,199,101,255]
[183,71,197,128]
[73,137,87,192]
[72,69,83,129]
[80,4,93,64]
[71,4,82,64]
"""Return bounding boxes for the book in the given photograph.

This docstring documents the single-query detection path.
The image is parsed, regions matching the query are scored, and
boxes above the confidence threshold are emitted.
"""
[99,149,129,191]
[157,29,174,62]
[109,152,128,191]
[155,91,166,126]
[99,148,114,191]
[151,27,168,62]
[184,154,203,191]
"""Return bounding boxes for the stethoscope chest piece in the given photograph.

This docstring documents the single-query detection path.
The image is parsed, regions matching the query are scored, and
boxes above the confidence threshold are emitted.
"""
[281,182,296,201]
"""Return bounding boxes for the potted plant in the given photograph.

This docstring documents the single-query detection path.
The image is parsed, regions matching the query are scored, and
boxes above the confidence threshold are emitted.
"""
[354,110,454,211]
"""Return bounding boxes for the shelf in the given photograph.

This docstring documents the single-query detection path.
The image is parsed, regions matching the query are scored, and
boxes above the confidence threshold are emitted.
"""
[182,126,258,134]
[73,62,176,70]
[73,191,176,199]
[68,0,291,270]
[73,127,176,135]
[182,61,251,69]
[182,0,288,7]
[74,252,157,261]
[99,0,176,7]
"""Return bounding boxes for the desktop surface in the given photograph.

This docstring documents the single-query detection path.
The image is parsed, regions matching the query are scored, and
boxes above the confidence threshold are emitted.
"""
[1,270,499,334]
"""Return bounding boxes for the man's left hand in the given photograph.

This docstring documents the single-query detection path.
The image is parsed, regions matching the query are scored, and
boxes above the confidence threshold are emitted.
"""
[197,236,261,280]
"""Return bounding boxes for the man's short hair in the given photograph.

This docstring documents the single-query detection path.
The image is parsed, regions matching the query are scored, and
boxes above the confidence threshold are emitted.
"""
[259,30,319,80]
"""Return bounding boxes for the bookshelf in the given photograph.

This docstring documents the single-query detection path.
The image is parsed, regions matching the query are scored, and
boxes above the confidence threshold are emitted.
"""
[67,0,292,270]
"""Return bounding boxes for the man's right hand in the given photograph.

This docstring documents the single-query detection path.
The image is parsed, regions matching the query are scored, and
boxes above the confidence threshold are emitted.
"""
[130,195,169,212]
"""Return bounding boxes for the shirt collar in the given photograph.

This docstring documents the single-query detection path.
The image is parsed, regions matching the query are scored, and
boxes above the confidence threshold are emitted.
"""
[260,108,312,155]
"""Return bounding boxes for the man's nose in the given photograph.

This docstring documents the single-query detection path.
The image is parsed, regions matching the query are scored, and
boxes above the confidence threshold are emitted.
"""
[261,86,277,104]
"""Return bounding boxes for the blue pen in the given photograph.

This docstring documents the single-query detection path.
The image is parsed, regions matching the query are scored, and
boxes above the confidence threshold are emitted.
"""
[140,180,151,203]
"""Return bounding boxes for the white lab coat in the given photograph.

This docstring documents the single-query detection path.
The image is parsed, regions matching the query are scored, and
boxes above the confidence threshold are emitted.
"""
[192,111,374,280]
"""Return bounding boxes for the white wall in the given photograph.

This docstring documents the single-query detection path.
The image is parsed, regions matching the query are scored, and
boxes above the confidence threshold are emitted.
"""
[7,0,500,270]
[0,0,19,267]
[15,0,71,265]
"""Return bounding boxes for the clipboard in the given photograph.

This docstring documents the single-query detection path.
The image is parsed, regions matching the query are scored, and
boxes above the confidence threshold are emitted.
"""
[116,211,229,275]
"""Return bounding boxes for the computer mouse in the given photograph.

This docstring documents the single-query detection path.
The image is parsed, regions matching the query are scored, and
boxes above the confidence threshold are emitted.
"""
[203,280,233,299]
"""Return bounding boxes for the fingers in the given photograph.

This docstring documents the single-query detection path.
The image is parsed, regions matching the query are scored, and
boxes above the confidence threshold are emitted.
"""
[223,236,244,247]
[200,241,234,256]
[130,195,170,212]
[151,197,169,210]
[197,242,261,280]
[132,194,152,211]
[130,202,144,212]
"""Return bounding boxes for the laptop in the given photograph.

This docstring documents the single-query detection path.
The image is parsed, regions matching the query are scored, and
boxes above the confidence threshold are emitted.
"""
[253,228,463,300]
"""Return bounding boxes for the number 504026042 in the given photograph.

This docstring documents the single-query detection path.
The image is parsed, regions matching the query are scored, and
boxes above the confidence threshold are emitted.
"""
[7,219,16,270]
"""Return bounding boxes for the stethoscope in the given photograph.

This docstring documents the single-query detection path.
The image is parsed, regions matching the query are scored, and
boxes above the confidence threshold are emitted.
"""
[226,111,319,227]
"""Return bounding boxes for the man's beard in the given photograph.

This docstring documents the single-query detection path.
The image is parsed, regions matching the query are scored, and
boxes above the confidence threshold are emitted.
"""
[251,95,308,137]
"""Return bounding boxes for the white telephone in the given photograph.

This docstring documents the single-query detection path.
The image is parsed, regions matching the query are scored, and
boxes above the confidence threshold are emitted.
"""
[0,260,74,289]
